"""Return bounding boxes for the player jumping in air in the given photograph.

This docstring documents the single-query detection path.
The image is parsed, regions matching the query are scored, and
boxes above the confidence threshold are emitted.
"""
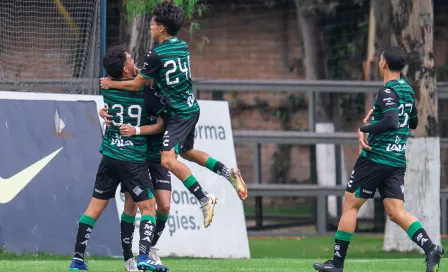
[100,83,171,268]
[69,46,168,271]
[100,1,247,229]
[312,46,444,272]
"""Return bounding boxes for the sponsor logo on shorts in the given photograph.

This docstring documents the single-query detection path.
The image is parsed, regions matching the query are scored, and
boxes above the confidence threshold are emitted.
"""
[94,188,103,194]
[400,185,404,194]
[362,189,373,194]
[133,186,144,196]
[156,179,170,184]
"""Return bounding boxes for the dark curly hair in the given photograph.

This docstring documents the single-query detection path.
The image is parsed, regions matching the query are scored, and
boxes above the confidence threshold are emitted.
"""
[103,46,127,79]
[152,1,185,36]
[382,46,406,72]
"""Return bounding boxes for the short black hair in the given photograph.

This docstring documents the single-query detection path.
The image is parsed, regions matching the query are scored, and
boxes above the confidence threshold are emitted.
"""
[152,1,185,36]
[382,46,406,72]
[103,46,127,79]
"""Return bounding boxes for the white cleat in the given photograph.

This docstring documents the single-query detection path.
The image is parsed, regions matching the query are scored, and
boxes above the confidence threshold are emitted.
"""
[148,247,162,265]
[124,258,141,272]
[200,194,217,228]
[229,168,248,200]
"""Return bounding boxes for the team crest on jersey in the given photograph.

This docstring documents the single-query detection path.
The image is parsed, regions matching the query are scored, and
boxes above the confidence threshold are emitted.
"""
[111,133,134,147]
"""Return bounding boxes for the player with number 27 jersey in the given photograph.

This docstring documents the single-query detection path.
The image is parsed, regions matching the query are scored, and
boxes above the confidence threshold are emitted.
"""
[361,78,417,168]
[140,37,199,118]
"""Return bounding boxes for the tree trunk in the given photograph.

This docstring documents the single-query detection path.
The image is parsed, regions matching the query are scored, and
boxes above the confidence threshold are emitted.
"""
[296,2,339,217]
[384,0,440,252]
[119,1,152,67]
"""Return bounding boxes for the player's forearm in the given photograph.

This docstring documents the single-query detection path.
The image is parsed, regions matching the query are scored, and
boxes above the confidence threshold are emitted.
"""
[109,79,142,91]
[360,116,399,133]
[139,123,164,135]
[139,117,165,135]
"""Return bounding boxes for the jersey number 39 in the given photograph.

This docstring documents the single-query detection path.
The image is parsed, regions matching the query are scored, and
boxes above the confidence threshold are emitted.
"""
[104,103,142,127]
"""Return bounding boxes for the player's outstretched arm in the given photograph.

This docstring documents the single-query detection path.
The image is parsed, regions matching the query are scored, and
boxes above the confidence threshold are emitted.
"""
[100,74,149,92]
[119,117,165,137]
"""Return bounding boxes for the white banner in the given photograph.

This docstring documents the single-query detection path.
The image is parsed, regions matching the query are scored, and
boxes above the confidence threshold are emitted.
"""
[114,100,251,259]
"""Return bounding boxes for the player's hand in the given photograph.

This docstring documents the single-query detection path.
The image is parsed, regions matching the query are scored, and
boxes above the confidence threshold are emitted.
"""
[100,77,112,89]
[99,107,112,127]
[363,109,373,125]
[120,124,136,137]
[358,128,371,153]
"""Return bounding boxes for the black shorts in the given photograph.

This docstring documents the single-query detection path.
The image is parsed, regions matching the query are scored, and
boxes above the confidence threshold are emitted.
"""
[346,156,405,200]
[93,155,154,202]
[121,160,171,193]
[162,110,200,154]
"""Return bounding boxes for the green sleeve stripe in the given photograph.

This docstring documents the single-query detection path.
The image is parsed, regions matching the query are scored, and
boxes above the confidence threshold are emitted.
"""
[383,108,399,113]
[156,108,166,115]
[410,114,418,118]
[139,72,153,80]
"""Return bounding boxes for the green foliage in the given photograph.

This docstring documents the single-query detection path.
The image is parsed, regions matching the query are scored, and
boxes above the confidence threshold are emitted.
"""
[123,0,210,19]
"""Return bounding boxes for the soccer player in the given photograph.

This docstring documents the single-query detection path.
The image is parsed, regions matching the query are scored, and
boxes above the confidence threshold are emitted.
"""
[69,46,168,272]
[100,84,171,267]
[100,1,247,229]
[312,46,444,272]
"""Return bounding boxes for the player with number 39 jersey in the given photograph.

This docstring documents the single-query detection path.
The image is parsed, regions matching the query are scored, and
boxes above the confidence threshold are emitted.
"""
[101,85,149,162]
[100,1,248,235]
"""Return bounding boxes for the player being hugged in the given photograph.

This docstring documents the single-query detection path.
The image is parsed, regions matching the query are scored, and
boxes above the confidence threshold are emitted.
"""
[69,46,168,272]
[312,46,444,272]
[100,1,248,229]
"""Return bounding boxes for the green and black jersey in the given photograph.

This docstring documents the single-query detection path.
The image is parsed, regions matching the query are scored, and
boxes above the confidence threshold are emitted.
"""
[140,37,199,119]
[144,85,169,162]
[100,82,150,163]
[362,79,417,168]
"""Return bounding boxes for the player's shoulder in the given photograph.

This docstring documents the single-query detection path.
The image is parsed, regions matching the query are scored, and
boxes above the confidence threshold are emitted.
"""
[378,86,398,97]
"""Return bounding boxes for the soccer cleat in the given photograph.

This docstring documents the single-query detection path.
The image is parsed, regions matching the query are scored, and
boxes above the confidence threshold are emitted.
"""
[313,260,343,272]
[200,194,217,228]
[228,168,247,200]
[425,244,444,272]
[136,255,169,271]
[124,258,141,271]
[69,259,88,270]
[149,247,162,265]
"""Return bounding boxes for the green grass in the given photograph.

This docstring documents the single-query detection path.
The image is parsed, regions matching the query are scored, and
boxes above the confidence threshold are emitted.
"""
[1,237,446,271]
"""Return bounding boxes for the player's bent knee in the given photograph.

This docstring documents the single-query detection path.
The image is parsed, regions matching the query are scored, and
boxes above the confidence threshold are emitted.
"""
[180,150,193,161]
[137,199,156,216]
[383,199,405,223]
[342,191,366,211]
[157,202,170,216]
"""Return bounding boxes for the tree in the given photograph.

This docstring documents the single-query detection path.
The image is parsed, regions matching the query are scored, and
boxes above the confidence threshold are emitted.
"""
[383,0,440,252]
[119,0,208,65]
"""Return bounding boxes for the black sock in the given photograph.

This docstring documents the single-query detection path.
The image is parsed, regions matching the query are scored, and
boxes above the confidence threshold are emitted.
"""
[183,175,207,201]
[151,212,169,247]
[332,230,353,268]
[205,157,230,180]
[120,212,136,261]
[410,225,434,254]
[139,215,156,256]
[73,215,96,261]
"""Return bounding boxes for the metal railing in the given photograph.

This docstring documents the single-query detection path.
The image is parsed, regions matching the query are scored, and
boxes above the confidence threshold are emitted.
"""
[246,184,448,236]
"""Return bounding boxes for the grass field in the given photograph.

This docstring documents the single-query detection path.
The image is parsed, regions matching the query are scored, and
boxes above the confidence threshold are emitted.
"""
[1,237,447,271]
